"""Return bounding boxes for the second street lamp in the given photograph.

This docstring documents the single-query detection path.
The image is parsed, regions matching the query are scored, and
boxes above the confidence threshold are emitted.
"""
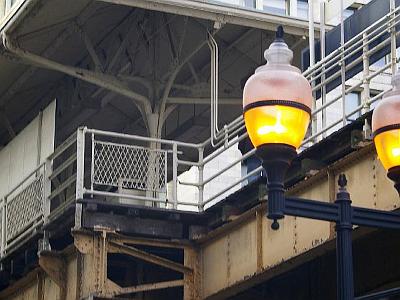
[372,71,400,194]
[243,26,400,300]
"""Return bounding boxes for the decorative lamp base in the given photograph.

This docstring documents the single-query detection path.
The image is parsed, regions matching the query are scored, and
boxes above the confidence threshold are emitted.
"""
[388,166,400,195]
[256,143,297,229]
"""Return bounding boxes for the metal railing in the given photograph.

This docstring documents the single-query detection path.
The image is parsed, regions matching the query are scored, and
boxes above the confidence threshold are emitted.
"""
[76,127,202,209]
[0,163,47,256]
[0,129,77,258]
[303,3,399,144]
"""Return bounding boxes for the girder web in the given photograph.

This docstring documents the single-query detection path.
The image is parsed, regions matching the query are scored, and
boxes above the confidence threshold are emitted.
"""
[93,140,167,193]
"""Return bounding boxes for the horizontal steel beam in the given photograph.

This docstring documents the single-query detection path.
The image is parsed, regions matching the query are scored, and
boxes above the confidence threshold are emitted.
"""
[117,279,184,295]
[108,241,193,274]
[284,197,339,222]
[97,0,328,37]
[352,206,400,230]
[284,197,400,230]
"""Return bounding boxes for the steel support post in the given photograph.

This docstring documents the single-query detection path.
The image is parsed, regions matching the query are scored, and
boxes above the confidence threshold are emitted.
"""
[75,127,86,229]
[335,175,354,300]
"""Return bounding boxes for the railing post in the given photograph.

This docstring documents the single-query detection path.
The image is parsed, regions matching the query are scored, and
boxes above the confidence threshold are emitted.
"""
[390,0,397,74]
[198,147,204,212]
[361,32,370,115]
[0,198,5,258]
[75,127,86,229]
[340,0,347,127]
[320,0,327,139]
[90,132,95,195]
[172,143,178,209]
[43,159,52,223]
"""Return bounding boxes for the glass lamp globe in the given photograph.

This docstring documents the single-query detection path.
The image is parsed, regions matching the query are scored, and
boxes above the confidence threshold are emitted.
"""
[372,70,400,193]
[242,26,312,151]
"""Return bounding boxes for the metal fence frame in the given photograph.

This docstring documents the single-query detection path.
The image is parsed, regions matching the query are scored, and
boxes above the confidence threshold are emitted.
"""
[0,163,47,257]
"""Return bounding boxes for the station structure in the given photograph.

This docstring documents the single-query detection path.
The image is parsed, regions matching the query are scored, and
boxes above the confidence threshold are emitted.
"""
[0,0,399,299]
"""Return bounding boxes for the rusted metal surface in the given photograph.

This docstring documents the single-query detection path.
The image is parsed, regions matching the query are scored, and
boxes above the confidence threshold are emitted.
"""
[184,246,202,300]
[38,251,67,299]
[199,145,400,299]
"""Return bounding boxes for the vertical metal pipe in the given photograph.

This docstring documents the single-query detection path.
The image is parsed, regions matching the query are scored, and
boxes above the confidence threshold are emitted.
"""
[335,174,354,300]
[362,32,370,115]
[209,34,220,147]
[340,0,347,126]
[320,0,327,138]
[172,143,178,209]
[198,148,204,212]
[37,110,43,166]
[390,0,397,74]
[308,0,317,139]
[308,0,315,67]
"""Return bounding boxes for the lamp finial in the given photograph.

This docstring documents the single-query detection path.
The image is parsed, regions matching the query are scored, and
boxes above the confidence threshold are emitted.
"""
[276,25,284,41]
[338,174,347,190]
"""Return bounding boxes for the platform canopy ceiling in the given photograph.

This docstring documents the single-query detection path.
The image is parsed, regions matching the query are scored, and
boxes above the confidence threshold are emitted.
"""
[0,0,310,147]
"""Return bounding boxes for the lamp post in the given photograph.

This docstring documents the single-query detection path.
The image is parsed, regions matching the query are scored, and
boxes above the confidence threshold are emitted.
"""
[243,26,400,300]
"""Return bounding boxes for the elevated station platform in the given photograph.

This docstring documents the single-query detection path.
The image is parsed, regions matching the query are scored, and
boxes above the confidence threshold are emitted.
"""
[0,0,399,299]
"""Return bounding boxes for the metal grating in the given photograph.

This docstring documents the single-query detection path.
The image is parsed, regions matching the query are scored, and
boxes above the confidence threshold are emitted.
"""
[93,141,167,193]
[6,174,44,241]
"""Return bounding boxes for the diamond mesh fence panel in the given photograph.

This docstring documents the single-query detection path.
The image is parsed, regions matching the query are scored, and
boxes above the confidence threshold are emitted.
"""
[6,174,44,241]
[93,141,167,193]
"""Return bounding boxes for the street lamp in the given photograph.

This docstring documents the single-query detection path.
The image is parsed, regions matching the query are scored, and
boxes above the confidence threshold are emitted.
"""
[372,71,400,194]
[243,25,312,228]
[243,26,400,300]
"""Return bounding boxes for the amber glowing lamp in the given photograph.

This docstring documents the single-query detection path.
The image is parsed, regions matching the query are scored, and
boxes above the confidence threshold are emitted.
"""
[372,71,400,194]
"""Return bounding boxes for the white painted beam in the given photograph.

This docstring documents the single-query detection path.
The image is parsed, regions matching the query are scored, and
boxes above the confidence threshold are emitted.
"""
[97,0,331,37]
